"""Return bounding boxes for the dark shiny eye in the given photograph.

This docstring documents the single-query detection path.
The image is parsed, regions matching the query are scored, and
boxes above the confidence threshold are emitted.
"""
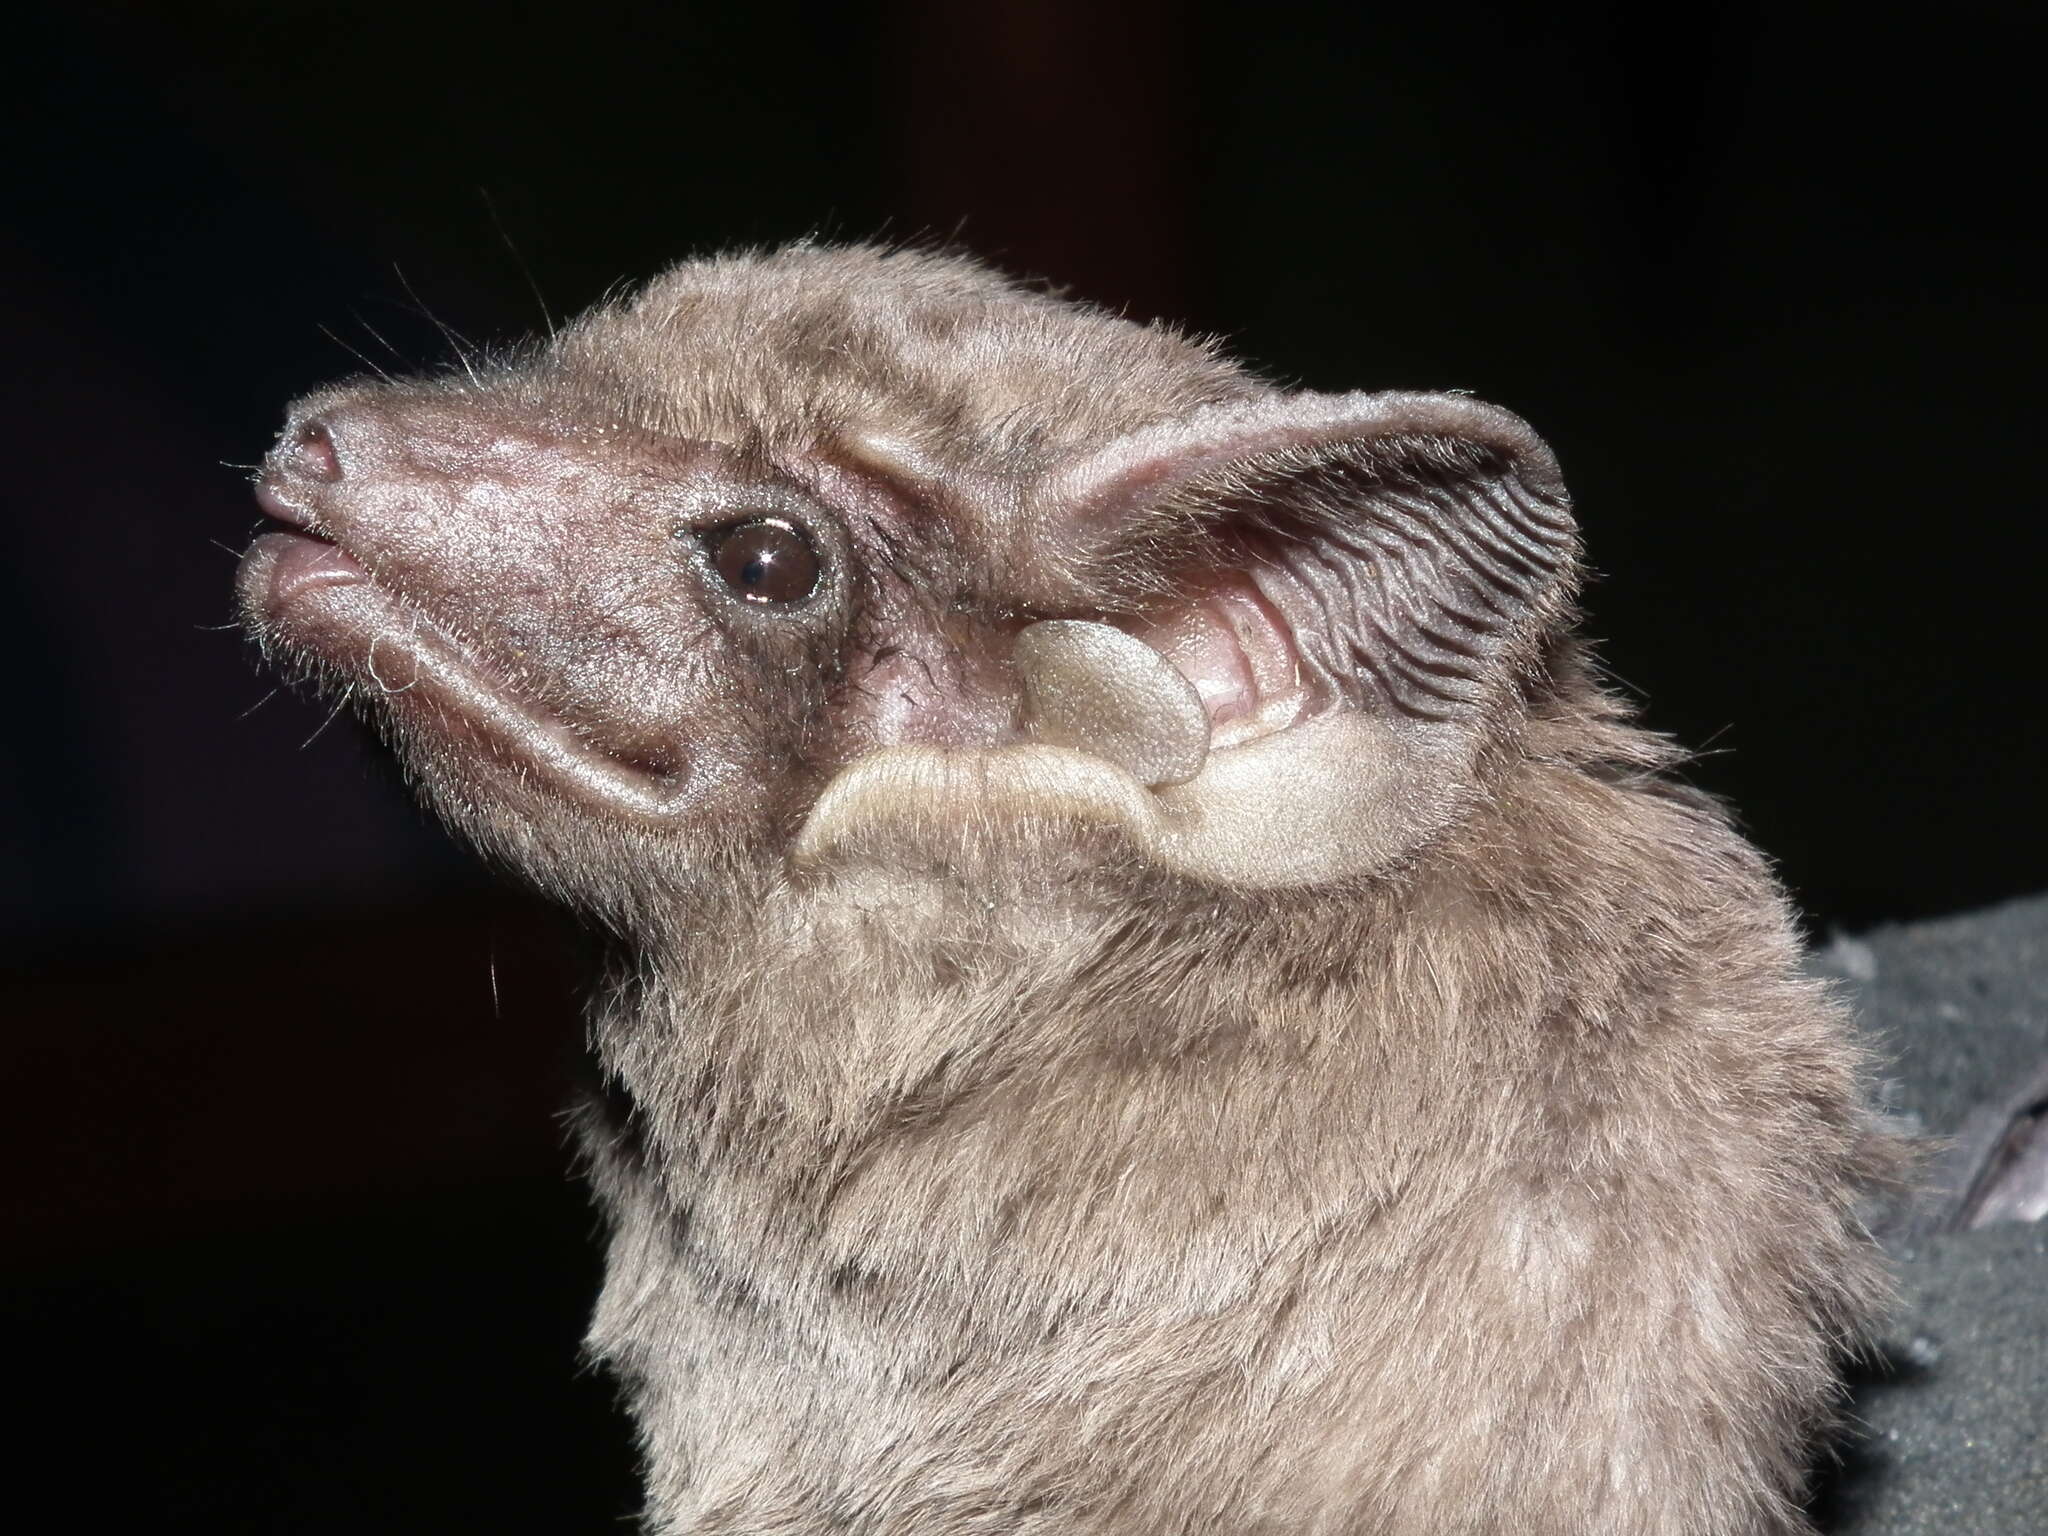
[704,518,820,605]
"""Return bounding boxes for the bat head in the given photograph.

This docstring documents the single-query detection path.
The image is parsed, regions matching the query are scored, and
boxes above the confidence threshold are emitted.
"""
[241,246,1580,922]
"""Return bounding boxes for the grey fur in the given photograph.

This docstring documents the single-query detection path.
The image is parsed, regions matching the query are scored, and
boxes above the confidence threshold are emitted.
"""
[239,244,1899,1534]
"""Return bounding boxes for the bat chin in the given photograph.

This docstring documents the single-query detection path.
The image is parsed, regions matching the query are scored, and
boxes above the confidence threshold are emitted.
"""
[236,531,700,825]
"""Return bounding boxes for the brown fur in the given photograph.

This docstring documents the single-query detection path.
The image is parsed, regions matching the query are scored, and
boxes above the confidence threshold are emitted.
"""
[239,244,1897,1533]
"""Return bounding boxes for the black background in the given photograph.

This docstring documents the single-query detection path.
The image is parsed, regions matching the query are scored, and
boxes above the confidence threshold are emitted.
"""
[3,2,2040,1528]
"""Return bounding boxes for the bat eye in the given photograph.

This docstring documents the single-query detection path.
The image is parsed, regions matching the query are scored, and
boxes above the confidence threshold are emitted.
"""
[704,517,820,605]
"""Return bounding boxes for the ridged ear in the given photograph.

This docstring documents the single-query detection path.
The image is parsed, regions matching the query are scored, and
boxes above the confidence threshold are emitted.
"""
[1029,390,1580,728]
[802,391,1580,889]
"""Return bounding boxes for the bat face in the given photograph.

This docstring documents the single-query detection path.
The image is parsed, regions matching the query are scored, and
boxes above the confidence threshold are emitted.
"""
[242,246,1577,913]
[242,376,865,892]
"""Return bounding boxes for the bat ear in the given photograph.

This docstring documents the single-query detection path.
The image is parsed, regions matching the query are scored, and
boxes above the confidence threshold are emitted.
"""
[1029,390,1579,731]
[807,391,1583,891]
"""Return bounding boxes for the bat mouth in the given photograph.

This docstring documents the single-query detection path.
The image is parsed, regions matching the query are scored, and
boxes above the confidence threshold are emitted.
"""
[246,525,371,606]
[238,520,698,822]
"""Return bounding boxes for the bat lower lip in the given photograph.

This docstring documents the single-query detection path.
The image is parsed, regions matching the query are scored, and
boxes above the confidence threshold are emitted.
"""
[248,529,368,612]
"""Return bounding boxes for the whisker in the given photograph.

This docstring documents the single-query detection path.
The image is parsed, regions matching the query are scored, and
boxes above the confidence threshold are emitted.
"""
[299,686,354,750]
[482,186,555,341]
[393,263,484,387]
[353,311,409,367]
[319,322,395,383]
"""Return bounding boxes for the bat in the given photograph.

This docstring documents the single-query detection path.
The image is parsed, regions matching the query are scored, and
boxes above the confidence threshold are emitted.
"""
[239,244,1898,1534]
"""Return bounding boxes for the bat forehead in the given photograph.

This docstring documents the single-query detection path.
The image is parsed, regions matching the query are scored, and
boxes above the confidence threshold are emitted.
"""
[555,246,1258,482]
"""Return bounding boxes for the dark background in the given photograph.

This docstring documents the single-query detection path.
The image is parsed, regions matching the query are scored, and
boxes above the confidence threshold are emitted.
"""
[3,2,2039,1528]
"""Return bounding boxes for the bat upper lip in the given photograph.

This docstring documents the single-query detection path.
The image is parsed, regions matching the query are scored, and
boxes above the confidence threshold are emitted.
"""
[254,473,319,530]
[239,523,700,823]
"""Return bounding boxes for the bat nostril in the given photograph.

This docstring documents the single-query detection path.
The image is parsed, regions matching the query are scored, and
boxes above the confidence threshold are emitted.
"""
[256,416,343,528]
[287,417,342,482]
